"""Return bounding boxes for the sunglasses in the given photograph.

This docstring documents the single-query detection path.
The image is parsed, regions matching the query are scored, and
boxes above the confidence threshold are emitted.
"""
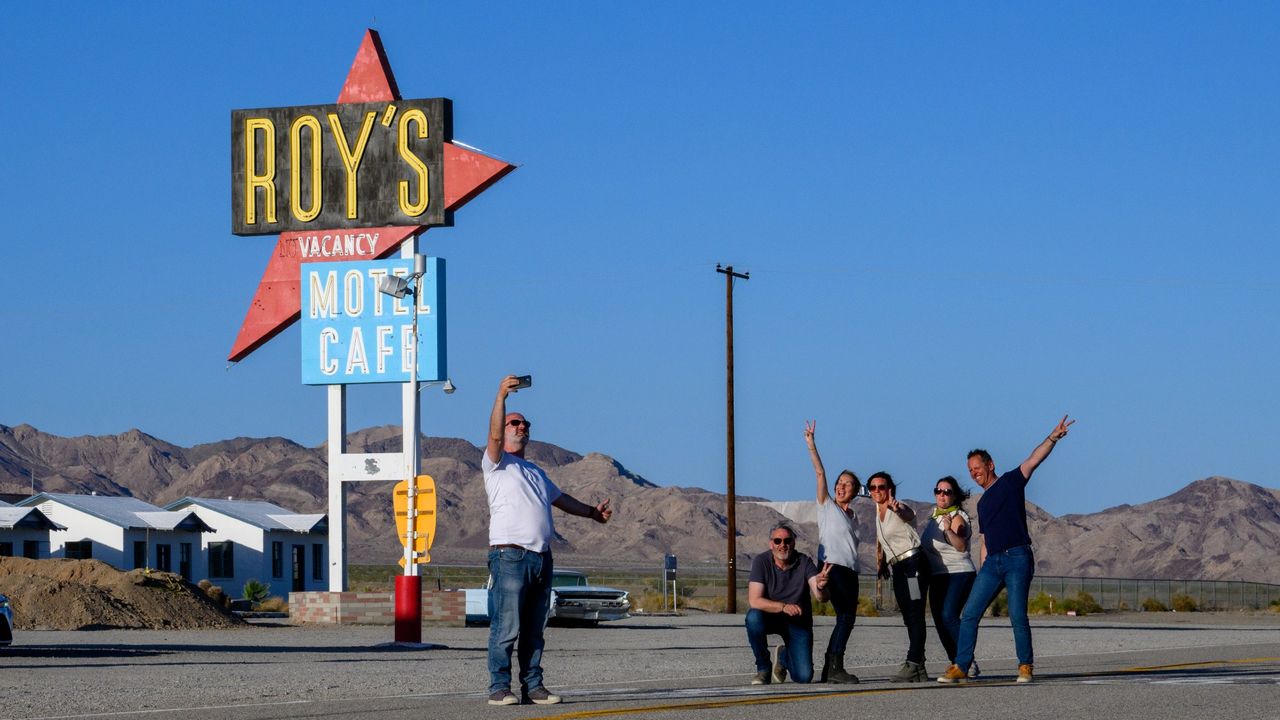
[507,419,531,429]
[868,484,889,491]
[934,488,954,496]
[770,537,794,546]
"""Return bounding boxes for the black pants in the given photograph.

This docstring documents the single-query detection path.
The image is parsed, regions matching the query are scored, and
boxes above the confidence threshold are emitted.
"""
[823,565,859,657]
[890,554,931,664]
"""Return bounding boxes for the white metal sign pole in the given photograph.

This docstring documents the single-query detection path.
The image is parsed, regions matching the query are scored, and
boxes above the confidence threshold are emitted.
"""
[401,235,421,577]
[327,384,348,592]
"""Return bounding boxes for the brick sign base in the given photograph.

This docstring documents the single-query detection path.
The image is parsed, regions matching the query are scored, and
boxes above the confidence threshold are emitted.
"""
[289,590,464,626]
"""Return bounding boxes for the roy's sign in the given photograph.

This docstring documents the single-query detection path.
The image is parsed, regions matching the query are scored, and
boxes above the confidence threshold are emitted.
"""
[231,98,450,235]
[299,258,446,385]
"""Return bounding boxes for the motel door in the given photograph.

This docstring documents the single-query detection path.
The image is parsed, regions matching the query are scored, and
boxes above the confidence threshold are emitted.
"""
[291,545,305,592]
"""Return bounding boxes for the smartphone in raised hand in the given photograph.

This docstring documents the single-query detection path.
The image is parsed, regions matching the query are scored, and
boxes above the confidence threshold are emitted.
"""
[513,375,532,390]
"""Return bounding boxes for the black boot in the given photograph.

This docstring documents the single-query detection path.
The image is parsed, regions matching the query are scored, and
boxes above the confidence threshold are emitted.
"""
[825,652,860,684]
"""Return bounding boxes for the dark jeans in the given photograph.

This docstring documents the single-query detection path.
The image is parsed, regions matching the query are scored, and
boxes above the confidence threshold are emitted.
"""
[928,570,975,663]
[745,608,815,683]
[955,544,1035,670]
[823,565,859,658]
[890,554,931,664]
[487,547,553,694]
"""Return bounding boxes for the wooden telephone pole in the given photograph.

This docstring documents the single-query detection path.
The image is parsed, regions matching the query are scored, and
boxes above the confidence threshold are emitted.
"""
[716,263,749,613]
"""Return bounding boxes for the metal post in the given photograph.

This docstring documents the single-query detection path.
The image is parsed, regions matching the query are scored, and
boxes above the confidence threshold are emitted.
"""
[717,264,748,614]
[327,385,348,592]
[395,236,423,643]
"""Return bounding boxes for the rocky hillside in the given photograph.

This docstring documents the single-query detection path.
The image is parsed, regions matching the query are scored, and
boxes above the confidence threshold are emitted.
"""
[1,423,1276,581]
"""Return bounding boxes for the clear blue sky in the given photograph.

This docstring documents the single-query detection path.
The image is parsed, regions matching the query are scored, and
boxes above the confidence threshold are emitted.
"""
[2,3,1277,516]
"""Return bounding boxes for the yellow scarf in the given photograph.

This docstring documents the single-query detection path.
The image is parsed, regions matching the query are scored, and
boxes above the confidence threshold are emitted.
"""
[931,505,958,518]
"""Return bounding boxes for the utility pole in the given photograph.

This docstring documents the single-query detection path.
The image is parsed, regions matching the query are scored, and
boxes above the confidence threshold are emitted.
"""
[716,263,748,613]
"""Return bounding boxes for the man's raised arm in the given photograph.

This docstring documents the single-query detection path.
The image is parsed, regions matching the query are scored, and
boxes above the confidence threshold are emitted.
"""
[486,375,520,464]
[1019,415,1075,480]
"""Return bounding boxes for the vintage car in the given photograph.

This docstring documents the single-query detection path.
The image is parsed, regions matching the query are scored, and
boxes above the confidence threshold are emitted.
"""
[0,593,12,646]
[464,570,631,626]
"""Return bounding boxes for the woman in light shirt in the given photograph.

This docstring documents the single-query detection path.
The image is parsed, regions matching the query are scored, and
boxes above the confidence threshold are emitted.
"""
[920,475,979,678]
[871,472,931,682]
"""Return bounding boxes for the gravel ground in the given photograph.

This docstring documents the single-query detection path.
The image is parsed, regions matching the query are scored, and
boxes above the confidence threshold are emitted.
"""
[2,611,1278,719]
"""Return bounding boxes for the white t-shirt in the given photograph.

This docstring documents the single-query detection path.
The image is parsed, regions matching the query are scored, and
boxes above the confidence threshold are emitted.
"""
[817,499,860,572]
[482,450,563,552]
[920,509,977,574]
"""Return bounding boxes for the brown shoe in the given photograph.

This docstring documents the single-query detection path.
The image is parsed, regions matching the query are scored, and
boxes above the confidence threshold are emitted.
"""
[525,687,562,705]
[1017,664,1034,683]
[487,689,518,705]
[937,664,967,684]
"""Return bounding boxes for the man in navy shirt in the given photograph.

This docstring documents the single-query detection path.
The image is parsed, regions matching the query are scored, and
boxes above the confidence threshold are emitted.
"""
[938,415,1074,685]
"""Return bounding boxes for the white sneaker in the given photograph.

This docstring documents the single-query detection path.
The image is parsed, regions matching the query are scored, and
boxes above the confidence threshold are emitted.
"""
[968,661,981,678]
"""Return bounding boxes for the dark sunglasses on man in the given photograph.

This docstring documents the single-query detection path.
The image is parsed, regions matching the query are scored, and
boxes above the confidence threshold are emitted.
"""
[771,537,794,546]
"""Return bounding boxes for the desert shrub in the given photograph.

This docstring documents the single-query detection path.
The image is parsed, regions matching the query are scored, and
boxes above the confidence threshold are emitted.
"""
[1063,591,1104,615]
[811,598,833,616]
[257,596,288,612]
[199,581,230,608]
[990,590,1008,617]
[1142,597,1169,612]
[857,596,879,617]
[242,579,269,604]
[1028,591,1055,615]
[1171,593,1198,612]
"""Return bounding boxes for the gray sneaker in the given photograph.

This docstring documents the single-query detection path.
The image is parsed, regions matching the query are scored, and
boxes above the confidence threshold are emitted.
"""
[525,687,562,705]
[751,671,771,685]
[968,661,981,679]
[487,689,518,706]
[772,644,788,683]
[891,660,926,683]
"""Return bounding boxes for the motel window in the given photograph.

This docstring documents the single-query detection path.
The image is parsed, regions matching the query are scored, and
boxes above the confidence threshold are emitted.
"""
[272,541,283,578]
[65,541,93,560]
[133,541,147,569]
[208,541,235,578]
[23,541,40,559]
[0,543,11,557]
[156,544,171,573]
[312,543,323,580]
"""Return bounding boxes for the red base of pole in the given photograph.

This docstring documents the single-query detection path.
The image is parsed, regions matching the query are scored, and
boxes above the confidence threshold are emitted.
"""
[394,575,422,643]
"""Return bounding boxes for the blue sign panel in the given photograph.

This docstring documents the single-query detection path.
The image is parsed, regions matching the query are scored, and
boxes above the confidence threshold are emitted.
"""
[300,258,446,385]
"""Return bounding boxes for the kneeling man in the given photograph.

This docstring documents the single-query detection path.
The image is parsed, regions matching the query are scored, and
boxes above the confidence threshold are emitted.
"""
[746,523,830,684]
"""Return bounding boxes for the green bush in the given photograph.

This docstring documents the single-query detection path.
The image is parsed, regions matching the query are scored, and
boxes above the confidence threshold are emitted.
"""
[858,596,879,618]
[1062,591,1104,615]
[990,590,1008,617]
[1171,593,1198,612]
[242,579,269,604]
[1142,597,1169,612]
[257,596,288,612]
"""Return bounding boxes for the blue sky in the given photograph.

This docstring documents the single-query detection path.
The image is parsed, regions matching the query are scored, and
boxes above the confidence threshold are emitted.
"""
[2,3,1276,516]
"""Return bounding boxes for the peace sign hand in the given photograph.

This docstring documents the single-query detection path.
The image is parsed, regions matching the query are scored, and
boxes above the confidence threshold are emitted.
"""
[804,420,816,448]
[1049,415,1075,442]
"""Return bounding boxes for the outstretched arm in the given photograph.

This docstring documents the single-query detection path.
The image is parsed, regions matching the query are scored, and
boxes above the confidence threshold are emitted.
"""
[485,376,522,464]
[1019,415,1075,480]
[805,420,829,505]
[552,494,612,524]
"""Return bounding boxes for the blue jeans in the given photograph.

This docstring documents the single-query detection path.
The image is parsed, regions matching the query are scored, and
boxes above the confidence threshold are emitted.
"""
[823,565,859,658]
[955,544,1035,670]
[487,547,553,694]
[890,554,931,664]
[745,609,815,683]
[928,570,975,663]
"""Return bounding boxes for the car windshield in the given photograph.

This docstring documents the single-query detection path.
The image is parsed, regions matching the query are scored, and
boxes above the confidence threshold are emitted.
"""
[551,572,587,588]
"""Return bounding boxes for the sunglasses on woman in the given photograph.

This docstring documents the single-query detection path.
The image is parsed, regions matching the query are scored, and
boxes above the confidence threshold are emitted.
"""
[934,488,954,496]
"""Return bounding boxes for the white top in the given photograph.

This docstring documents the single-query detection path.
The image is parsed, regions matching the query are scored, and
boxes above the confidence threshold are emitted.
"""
[482,451,563,552]
[817,499,860,572]
[875,505,921,562]
[920,509,977,574]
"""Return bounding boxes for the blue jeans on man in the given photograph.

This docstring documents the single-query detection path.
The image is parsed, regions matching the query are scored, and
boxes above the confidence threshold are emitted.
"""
[745,609,815,683]
[954,544,1035,670]
[487,547,554,695]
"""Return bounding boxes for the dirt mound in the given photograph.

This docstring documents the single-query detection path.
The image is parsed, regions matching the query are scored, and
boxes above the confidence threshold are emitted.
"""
[0,557,245,630]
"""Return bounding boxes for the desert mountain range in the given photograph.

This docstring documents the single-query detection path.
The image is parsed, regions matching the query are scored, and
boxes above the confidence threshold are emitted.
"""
[1,423,1277,582]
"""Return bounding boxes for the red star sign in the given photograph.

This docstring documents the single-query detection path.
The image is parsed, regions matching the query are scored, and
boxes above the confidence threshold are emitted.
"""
[228,30,515,362]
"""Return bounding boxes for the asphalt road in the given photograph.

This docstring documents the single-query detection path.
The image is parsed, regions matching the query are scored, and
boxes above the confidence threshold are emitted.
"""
[2,612,1277,720]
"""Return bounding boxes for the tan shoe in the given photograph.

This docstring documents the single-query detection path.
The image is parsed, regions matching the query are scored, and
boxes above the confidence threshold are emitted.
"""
[937,664,968,684]
[1017,664,1034,683]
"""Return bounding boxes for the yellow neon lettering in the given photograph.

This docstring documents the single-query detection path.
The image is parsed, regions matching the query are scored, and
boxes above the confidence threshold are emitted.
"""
[289,115,322,222]
[380,104,397,127]
[244,118,277,225]
[327,111,377,219]
[397,109,430,217]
